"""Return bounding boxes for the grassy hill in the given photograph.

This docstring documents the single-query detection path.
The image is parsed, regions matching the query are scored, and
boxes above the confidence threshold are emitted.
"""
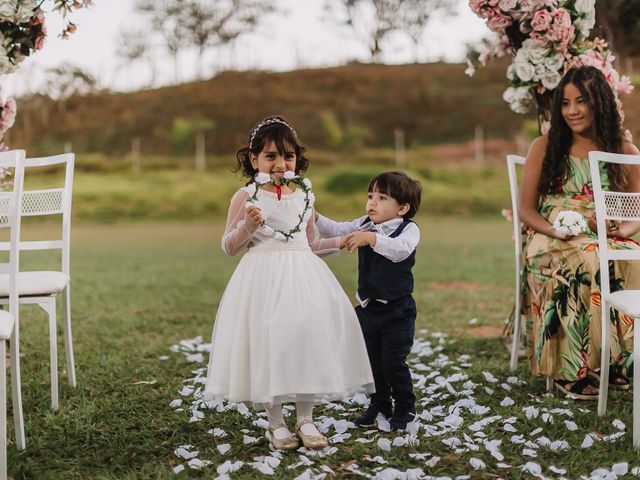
[9,61,536,157]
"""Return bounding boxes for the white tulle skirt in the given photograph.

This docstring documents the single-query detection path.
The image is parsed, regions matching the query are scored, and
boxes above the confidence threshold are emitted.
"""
[204,243,374,407]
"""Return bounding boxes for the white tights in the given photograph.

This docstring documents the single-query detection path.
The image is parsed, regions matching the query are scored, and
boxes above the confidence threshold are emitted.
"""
[265,398,320,439]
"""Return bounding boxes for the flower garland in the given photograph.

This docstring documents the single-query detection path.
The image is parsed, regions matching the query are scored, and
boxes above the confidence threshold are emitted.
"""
[245,171,315,242]
[467,0,632,130]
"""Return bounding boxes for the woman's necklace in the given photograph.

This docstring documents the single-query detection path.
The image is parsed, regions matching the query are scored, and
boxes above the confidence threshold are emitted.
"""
[245,171,315,242]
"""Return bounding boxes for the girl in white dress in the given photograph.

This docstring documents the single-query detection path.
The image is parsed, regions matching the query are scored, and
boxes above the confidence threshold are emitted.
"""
[205,116,374,451]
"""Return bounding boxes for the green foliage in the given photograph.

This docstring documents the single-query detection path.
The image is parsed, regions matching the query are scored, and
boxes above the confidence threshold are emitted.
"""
[170,117,215,154]
[324,167,380,194]
[317,110,371,150]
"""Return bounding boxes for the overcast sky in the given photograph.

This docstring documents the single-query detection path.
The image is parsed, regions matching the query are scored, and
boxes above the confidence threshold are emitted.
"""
[1,0,490,97]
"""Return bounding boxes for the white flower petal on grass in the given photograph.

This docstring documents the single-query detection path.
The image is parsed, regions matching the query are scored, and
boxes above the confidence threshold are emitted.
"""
[469,405,490,415]
[503,423,517,433]
[365,455,389,465]
[217,460,244,474]
[174,447,198,459]
[631,466,640,475]
[251,463,275,475]
[159,355,169,360]
[186,353,204,363]
[172,465,185,474]
[500,397,515,407]
[510,435,525,444]
[217,443,231,455]
[425,456,440,467]
[541,412,553,423]
[377,438,392,451]
[468,318,478,325]
[564,420,578,431]
[549,440,569,451]
[613,419,626,431]
[169,399,182,408]
[530,427,543,436]
[243,435,259,444]
[581,434,594,448]
[443,437,461,448]
[523,406,539,419]
[179,386,194,396]
[377,416,391,432]
[330,432,351,443]
[482,371,498,383]
[507,376,521,384]
[496,462,511,469]
[549,465,566,474]
[470,458,486,470]
[253,418,269,429]
[484,387,494,395]
[520,462,542,476]
[392,436,407,447]
[522,448,538,457]
[613,463,629,476]
[292,469,314,480]
[500,383,512,391]
[187,458,210,469]
[355,437,373,443]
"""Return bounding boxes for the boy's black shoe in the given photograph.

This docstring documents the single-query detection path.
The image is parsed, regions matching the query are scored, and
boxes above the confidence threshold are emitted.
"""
[390,409,416,431]
[354,404,392,427]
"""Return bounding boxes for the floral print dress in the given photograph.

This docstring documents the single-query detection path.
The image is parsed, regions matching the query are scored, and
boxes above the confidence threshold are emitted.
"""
[523,156,640,381]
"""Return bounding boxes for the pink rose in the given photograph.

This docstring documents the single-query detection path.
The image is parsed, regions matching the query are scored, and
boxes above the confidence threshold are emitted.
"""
[35,34,44,50]
[531,9,552,32]
[487,11,512,31]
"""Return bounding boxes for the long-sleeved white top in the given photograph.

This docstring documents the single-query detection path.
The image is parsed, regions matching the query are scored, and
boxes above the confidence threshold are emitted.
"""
[221,189,341,256]
[315,214,420,263]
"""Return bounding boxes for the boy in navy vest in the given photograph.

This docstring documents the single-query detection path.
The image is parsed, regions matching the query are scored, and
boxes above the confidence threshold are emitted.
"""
[316,171,421,430]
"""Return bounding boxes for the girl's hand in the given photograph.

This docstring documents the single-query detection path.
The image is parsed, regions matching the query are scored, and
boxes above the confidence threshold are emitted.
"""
[245,205,263,227]
[339,236,347,249]
[345,231,375,252]
[550,230,571,241]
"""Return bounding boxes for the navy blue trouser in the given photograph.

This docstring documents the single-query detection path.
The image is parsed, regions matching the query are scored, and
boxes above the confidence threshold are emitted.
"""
[355,295,416,413]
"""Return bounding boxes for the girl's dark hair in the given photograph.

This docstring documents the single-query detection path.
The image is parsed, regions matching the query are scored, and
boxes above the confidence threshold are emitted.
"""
[539,66,626,194]
[235,115,309,181]
[368,171,422,219]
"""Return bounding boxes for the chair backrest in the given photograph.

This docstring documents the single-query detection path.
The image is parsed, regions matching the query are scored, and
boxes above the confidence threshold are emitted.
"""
[507,154,526,251]
[588,151,640,297]
[0,153,74,275]
[0,150,26,315]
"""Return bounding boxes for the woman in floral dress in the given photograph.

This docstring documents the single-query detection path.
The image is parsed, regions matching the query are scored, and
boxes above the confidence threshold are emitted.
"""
[520,66,640,399]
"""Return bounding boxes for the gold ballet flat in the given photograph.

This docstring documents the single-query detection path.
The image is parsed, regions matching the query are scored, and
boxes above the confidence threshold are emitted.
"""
[296,419,328,450]
[266,424,300,451]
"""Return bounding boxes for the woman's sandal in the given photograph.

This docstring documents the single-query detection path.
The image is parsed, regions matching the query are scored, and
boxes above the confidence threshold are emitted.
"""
[588,367,631,391]
[554,377,599,400]
[265,424,300,451]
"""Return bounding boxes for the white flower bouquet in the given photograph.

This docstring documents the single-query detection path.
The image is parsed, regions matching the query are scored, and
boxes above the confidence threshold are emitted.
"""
[553,210,588,236]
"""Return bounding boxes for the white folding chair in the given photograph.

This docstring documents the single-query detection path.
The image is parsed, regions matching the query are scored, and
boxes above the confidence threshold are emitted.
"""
[0,150,27,469]
[589,151,640,448]
[0,153,75,412]
[507,154,526,371]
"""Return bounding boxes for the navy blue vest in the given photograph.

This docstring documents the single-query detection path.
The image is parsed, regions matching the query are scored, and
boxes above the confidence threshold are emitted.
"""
[357,218,416,303]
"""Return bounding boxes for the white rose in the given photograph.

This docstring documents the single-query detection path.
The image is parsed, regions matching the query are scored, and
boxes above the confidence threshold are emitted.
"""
[521,39,549,65]
[553,211,587,236]
[514,60,535,82]
[544,53,565,72]
[574,14,595,39]
[302,178,312,188]
[308,191,316,206]
[533,63,546,80]
[0,55,16,75]
[506,64,517,81]
[283,170,295,180]
[273,232,287,242]
[254,172,271,184]
[260,225,276,237]
[574,0,595,14]
[0,3,15,20]
[244,183,257,198]
[541,70,562,90]
[15,0,36,23]
[504,86,533,114]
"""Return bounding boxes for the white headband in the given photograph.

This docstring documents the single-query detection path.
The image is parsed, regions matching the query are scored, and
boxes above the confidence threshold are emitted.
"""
[249,118,297,149]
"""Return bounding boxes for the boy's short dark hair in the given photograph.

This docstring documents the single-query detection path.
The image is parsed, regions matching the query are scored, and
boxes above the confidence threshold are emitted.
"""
[368,171,422,219]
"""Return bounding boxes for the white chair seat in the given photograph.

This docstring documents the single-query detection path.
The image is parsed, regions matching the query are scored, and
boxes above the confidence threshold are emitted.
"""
[0,313,13,340]
[606,290,640,318]
[0,271,69,297]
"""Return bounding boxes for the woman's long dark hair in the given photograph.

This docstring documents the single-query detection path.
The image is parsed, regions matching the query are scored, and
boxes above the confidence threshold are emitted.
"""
[234,115,309,182]
[539,66,626,194]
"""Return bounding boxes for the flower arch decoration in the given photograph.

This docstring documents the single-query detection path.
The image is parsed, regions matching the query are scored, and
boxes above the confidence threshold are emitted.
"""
[467,0,633,135]
[0,0,93,149]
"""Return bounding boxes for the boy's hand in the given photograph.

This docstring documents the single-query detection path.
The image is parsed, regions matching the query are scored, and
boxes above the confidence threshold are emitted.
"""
[245,205,264,227]
[345,231,376,252]
[339,236,347,249]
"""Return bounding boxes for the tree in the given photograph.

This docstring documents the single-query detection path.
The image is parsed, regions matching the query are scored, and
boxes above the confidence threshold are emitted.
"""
[593,1,640,65]
[327,0,457,62]
[136,0,188,83]
[182,0,276,78]
[44,64,98,113]
[116,28,157,87]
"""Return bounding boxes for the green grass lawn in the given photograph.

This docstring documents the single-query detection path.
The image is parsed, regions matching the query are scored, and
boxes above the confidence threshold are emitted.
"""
[6,218,640,479]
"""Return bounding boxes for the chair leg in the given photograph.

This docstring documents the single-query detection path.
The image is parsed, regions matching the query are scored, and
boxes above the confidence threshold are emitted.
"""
[634,315,640,449]
[40,300,58,411]
[1,340,7,480]
[509,287,521,372]
[62,287,76,388]
[546,376,553,392]
[598,305,612,417]
[9,326,24,450]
